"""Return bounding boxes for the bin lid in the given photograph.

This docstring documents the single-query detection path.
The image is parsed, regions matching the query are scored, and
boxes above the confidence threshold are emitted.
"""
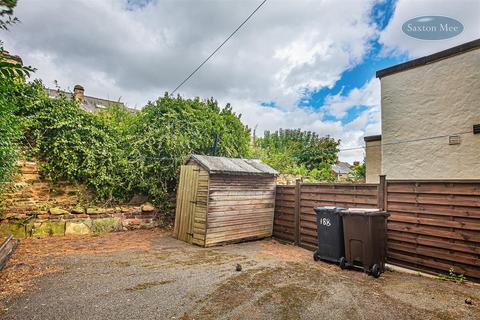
[340,208,390,216]
[314,206,345,213]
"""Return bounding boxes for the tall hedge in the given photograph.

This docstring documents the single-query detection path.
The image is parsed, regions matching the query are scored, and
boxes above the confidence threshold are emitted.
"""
[4,83,250,205]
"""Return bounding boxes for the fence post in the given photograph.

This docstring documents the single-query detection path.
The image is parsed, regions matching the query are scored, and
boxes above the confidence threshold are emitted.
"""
[294,179,301,245]
[378,175,386,211]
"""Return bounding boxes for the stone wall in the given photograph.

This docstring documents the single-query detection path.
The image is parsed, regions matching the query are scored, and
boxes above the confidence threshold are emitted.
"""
[0,160,165,238]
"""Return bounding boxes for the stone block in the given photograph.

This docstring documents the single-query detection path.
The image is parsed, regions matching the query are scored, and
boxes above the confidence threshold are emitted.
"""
[71,207,85,214]
[49,207,69,215]
[65,220,92,236]
[0,223,26,238]
[30,220,65,238]
[86,207,106,215]
[141,203,155,212]
[91,217,122,234]
[1,213,18,220]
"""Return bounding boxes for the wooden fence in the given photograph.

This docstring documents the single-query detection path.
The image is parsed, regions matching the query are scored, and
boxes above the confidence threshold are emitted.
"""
[386,180,480,279]
[273,178,480,280]
[274,181,379,250]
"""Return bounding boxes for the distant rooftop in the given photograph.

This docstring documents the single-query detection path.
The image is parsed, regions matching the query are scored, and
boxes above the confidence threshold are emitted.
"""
[1,49,22,64]
[332,162,352,175]
[46,85,136,113]
[188,155,278,176]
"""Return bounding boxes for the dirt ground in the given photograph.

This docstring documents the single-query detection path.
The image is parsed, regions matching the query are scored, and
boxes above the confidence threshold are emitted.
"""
[0,230,478,320]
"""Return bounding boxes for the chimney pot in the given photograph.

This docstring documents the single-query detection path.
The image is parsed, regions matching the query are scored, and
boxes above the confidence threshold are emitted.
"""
[73,85,85,102]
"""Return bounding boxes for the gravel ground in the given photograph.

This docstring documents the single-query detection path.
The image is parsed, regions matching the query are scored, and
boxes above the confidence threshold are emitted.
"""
[0,230,479,320]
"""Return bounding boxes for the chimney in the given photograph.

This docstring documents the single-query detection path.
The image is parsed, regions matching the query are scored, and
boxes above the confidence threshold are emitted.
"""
[73,84,85,102]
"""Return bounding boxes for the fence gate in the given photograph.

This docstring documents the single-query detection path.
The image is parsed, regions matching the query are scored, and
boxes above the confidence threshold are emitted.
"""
[173,165,199,244]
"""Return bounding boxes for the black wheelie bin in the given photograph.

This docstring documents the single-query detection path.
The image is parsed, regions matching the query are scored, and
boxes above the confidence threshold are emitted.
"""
[313,206,347,269]
[340,208,390,278]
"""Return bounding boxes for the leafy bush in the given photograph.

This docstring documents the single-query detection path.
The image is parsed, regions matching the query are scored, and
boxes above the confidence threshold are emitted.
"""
[254,128,339,181]
[123,94,251,201]
[0,77,22,190]
[5,85,250,205]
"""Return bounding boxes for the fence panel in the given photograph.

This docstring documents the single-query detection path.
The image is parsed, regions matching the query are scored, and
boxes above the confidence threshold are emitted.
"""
[298,183,379,250]
[386,180,480,279]
[272,179,480,280]
[273,182,379,249]
[272,185,296,242]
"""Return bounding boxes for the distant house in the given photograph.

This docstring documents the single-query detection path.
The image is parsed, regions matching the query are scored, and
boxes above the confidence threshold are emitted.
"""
[46,85,136,113]
[1,49,22,65]
[332,162,352,181]
[364,39,480,182]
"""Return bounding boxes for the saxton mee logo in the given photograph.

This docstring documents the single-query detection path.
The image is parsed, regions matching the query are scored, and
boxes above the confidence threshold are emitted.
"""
[402,16,463,40]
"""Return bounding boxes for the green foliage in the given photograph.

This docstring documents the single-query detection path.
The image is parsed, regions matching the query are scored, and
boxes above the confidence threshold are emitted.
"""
[348,162,366,182]
[0,0,18,31]
[3,85,250,205]
[0,76,22,190]
[0,0,35,78]
[17,83,126,202]
[254,128,339,181]
[436,268,465,283]
[124,94,251,201]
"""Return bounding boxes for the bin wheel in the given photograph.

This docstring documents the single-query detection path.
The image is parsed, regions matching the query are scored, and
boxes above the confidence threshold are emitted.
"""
[371,264,381,278]
[339,257,346,270]
[313,251,320,261]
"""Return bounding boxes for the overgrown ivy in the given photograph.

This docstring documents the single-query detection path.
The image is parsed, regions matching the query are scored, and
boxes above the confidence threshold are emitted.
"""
[0,80,251,206]
[0,77,22,191]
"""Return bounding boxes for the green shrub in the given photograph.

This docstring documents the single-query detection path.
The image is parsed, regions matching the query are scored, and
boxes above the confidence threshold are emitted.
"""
[6,86,250,206]
[0,77,22,191]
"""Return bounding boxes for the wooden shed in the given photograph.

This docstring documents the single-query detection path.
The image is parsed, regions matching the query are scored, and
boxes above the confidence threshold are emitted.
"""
[173,155,278,247]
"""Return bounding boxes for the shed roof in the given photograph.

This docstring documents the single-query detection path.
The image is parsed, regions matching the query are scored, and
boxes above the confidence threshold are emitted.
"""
[332,162,352,175]
[188,155,278,176]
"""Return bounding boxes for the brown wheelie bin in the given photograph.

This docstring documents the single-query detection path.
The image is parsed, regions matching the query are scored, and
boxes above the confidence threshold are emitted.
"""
[340,208,390,278]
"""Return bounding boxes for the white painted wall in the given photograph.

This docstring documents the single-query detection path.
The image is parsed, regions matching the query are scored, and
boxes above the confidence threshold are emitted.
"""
[365,139,382,183]
[380,48,480,180]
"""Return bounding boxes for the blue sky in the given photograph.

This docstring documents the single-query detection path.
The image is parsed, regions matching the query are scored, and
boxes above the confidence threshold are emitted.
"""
[301,0,406,125]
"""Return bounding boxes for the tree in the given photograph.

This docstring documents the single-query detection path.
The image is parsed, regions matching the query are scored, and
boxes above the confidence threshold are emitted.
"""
[348,162,366,182]
[0,0,35,78]
[254,129,339,180]
[125,94,251,201]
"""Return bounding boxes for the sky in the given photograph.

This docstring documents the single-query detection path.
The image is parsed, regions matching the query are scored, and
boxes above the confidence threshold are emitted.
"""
[2,0,479,163]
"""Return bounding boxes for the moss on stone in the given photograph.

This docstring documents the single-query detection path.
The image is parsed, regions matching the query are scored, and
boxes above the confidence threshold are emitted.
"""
[86,208,106,215]
[49,207,69,215]
[65,220,92,235]
[30,220,65,238]
[91,217,122,233]
[0,223,26,238]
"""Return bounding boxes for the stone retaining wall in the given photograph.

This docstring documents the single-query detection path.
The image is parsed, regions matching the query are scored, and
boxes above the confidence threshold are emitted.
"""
[0,160,165,238]
[0,204,163,238]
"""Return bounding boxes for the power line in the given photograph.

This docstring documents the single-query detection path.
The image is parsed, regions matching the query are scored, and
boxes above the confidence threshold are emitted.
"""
[122,130,473,161]
[170,0,268,96]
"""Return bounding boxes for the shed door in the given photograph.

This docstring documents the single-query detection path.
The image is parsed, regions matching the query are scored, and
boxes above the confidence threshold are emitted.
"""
[173,165,199,243]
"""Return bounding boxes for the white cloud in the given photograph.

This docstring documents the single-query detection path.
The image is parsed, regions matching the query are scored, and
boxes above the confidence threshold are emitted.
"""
[322,78,380,119]
[7,0,474,165]
[379,0,480,57]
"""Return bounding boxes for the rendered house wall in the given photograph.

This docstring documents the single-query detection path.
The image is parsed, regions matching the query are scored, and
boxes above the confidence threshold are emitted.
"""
[380,48,480,180]
[365,138,382,183]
